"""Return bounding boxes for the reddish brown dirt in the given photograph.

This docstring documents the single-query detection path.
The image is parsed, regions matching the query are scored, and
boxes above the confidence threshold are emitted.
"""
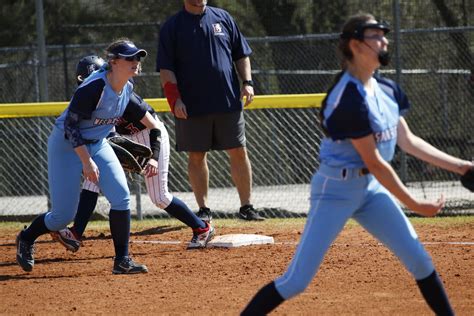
[1,220,473,315]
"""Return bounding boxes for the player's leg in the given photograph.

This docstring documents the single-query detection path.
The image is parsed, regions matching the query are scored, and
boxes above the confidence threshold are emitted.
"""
[17,129,83,271]
[74,182,100,237]
[129,126,213,248]
[353,178,454,315]
[51,181,100,252]
[93,140,147,274]
[243,173,361,314]
[175,114,213,221]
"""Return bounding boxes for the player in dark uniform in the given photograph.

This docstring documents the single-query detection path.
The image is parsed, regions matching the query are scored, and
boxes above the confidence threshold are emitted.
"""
[241,13,473,315]
[51,55,215,253]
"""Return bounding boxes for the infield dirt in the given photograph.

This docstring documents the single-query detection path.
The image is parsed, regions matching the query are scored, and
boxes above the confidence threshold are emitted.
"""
[1,218,473,315]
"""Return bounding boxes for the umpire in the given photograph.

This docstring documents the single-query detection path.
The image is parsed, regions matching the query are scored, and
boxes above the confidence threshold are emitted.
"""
[157,0,264,222]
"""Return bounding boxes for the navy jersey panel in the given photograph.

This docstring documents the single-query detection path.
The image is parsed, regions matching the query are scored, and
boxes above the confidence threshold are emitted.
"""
[157,6,252,117]
[319,72,405,168]
[115,92,154,135]
[323,81,373,140]
[68,79,105,119]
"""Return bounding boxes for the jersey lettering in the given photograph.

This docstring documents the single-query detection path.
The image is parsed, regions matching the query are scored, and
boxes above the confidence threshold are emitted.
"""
[94,117,122,126]
[374,125,397,143]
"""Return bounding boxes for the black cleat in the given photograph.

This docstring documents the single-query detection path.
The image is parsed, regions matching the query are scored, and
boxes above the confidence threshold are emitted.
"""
[16,232,35,272]
[239,205,265,221]
[196,207,212,223]
[112,257,148,275]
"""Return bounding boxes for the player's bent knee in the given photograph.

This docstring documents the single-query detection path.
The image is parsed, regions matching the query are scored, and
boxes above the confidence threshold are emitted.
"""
[109,196,131,211]
[44,211,76,231]
[406,253,435,280]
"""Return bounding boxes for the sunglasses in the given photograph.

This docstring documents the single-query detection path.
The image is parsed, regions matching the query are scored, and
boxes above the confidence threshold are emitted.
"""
[363,34,387,41]
[117,55,143,62]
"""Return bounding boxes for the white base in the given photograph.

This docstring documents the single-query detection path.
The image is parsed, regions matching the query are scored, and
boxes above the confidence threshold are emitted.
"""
[208,234,274,248]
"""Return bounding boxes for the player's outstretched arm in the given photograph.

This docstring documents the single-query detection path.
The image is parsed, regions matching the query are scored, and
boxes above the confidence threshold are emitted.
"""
[396,117,473,175]
[352,135,445,217]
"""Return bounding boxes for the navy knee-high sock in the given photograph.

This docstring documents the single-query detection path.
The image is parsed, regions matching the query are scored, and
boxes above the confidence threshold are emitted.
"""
[416,270,454,316]
[241,281,285,316]
[21,213,50,244]
[73,190,99,237]
[109,209,130,260]
[165,197,206,229]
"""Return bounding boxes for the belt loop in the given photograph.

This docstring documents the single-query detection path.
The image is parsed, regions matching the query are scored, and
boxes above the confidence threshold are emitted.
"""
[341,168,347,180]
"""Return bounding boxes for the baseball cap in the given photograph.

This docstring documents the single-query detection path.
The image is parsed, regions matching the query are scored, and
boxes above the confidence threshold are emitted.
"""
[108,41,148,58]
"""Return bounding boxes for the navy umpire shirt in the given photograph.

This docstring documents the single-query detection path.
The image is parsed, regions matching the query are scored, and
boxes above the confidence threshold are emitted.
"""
[157,6,252,117]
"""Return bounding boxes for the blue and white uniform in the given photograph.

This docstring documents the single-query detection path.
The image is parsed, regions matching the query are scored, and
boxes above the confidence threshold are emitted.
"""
[82,93,174,209]
[274,71,434,299]
[45,69,133,231]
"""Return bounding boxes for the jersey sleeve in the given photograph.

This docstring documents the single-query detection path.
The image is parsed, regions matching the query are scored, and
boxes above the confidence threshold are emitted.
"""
[225,12,252,61]
[324,82,373,140]
[122,92,148,123]
[156,19,175,72]
[68,78,105,119]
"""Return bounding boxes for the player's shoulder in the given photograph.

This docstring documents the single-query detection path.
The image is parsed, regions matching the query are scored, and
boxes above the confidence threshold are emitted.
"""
[326,71,365,104]
[76,72,106,94]
[374,73,399,91]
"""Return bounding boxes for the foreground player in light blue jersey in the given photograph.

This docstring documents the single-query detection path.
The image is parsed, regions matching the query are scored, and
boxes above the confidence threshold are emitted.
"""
[242,13,473,315]
[16,39,152,274]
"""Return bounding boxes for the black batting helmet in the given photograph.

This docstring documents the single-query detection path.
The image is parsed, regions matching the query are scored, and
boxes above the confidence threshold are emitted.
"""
[76,55,105,85]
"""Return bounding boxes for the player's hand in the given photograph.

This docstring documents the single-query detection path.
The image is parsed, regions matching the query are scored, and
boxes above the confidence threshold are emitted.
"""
[144,158,158,178]
[409,194,445,217]
[174,99,188,119]
[83,158,100,183]
[240,85,254,107]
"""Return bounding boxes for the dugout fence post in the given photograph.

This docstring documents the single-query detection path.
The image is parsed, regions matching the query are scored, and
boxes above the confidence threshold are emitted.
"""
[392,0,408,182]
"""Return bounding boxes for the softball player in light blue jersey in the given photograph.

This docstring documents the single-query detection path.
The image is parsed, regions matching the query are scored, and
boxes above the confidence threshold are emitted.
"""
[242,13,473,315]
[16,39,150,274]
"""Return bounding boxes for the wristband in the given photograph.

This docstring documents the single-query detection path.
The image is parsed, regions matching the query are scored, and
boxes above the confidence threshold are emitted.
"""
[163,82,181,113]
[149,128,161,160]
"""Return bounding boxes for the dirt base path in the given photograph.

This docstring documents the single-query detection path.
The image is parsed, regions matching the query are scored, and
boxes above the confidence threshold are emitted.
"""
[1,220,473,315]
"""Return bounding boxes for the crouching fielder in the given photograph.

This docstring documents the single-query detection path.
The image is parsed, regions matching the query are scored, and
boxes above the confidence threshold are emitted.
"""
[242,13,473,315]
[51,55,214,255]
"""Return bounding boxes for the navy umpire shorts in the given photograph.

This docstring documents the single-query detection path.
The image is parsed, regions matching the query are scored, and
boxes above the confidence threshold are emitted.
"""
[175,111,246,152]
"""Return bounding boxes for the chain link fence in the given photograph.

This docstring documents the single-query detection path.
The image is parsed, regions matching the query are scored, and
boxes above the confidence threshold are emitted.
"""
[0,2,473,219]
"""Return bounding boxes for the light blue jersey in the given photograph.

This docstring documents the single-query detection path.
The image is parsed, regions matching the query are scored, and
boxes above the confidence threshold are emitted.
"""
[274,72,435,300]
[55,70,134,141]
[319,71,409,168]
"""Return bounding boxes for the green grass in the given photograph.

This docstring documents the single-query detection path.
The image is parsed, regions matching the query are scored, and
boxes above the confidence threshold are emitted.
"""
[1,216,472,231]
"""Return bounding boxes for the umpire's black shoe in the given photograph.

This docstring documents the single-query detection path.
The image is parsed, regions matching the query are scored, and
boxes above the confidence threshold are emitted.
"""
[196,207,212,223]
[112,257,148,275]
[16,232,35,272]
[239,205,265,221]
